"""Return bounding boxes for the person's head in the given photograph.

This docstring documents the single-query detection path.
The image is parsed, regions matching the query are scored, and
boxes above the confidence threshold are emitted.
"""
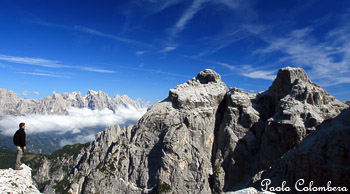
[19,122,25,130]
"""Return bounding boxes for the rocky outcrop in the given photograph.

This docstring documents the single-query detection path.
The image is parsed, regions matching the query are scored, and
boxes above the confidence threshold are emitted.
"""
[0,164,41,194]
[65,69,228,193]
[210,67,347,192]
[0,89,145,115]
[257,108,350,193]
[28,67,349,194]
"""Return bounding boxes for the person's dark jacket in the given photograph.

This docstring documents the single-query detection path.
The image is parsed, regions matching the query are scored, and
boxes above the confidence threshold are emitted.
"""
[13,128,26,147]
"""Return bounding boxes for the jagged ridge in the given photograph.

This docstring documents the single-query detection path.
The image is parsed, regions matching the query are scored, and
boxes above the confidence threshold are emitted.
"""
[27,67,349,194]
[0,89,145,115]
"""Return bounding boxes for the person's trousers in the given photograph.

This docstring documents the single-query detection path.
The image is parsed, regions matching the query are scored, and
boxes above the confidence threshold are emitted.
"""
[15,146,23,168]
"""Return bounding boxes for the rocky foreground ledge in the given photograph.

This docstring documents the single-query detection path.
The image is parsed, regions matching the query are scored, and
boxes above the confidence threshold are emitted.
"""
[0,164,41,194]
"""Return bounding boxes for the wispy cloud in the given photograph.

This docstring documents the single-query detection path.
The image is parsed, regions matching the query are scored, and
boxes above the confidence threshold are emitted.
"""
[18,90,40,96]
[160,46,177,53]
[0,53,116,75]
[113,64,191,78]
[241,69,276,80]
[218,63,276,80]
[180,54,236,70]
[0,54,70,68]
[219,62,236,71]
[81,67,116,73]
[170,0,208,37]
[0,62,12,69]
[74,26,152,48]
[17,71,66,78]
[21,90,30,96]
[256,26,350,85]
[27,19,152,48]
[135,50,147,56]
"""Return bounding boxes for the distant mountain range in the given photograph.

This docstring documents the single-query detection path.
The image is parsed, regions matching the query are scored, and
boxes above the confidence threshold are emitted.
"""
[0,88,146,115]
[0,89,147,154]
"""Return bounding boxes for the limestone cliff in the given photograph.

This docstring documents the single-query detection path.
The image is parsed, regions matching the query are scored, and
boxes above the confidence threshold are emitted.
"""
[27,67,349,194]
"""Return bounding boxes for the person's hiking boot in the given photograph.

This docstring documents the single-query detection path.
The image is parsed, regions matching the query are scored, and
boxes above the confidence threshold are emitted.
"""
[14,167,23,170]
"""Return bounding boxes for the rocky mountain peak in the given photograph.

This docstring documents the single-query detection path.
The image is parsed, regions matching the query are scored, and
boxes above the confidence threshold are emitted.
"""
[196,69,222,84]
[269,66,310,100]
[169,69,227,109]
[87,90,99,95]
[0,88,146,115]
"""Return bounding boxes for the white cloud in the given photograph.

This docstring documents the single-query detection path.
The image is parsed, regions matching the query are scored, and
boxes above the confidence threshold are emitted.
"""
[0,54,70,68]
[136,51,147,56]
[242,70,276,80]
[0,106,147,136]
[17,71,65,78]
[21,91,30,96]
[219,63,276,80]
[81,67,116,73]
[17,91,40,97]
[219,63,236,71]
[59,134,96,147]
[171,0,208,36]
[74,25,151,48]
[113,64,191,78]
[256,27,350,85]
[160,46,177,53]
[0,53,118,75]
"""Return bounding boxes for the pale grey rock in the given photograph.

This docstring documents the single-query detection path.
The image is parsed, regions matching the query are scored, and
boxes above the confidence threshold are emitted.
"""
[257,108,350,193]
[0,164,42,194]
[27,67,349,194]
[0,88,37,115]
[211,67,348,192]
[66,69,228,194]
[0,89,146,115]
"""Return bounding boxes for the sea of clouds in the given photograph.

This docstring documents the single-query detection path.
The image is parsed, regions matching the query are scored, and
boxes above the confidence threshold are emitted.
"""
[0,106,147,139]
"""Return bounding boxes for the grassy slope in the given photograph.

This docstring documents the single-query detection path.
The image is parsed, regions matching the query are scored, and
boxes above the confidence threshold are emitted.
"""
[0,143,90,169]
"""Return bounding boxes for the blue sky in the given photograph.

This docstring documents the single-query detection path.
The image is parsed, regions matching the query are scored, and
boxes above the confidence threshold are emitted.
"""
[0,0,349,102]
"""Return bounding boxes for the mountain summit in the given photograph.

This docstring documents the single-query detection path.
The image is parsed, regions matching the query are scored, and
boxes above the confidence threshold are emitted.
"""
[14,67,349,194]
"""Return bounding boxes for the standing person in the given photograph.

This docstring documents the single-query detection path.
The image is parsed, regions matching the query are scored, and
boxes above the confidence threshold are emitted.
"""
[13,122,26,170]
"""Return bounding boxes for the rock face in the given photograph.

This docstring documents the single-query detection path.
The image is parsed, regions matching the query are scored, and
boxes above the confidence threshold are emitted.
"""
[211,67,347,192]
[257,108,350,193]
[0,89,145,115]
[0,164,41,194]
[28,67,349,194]
[66,69,228,193]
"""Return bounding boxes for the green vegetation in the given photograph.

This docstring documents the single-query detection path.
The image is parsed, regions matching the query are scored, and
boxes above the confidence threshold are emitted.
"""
[53,175,70,194]
[215,165,222,176]
[0,149,41,169]
[157,180,171,194]
[0,142,91,194]
[49,142,90,159]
